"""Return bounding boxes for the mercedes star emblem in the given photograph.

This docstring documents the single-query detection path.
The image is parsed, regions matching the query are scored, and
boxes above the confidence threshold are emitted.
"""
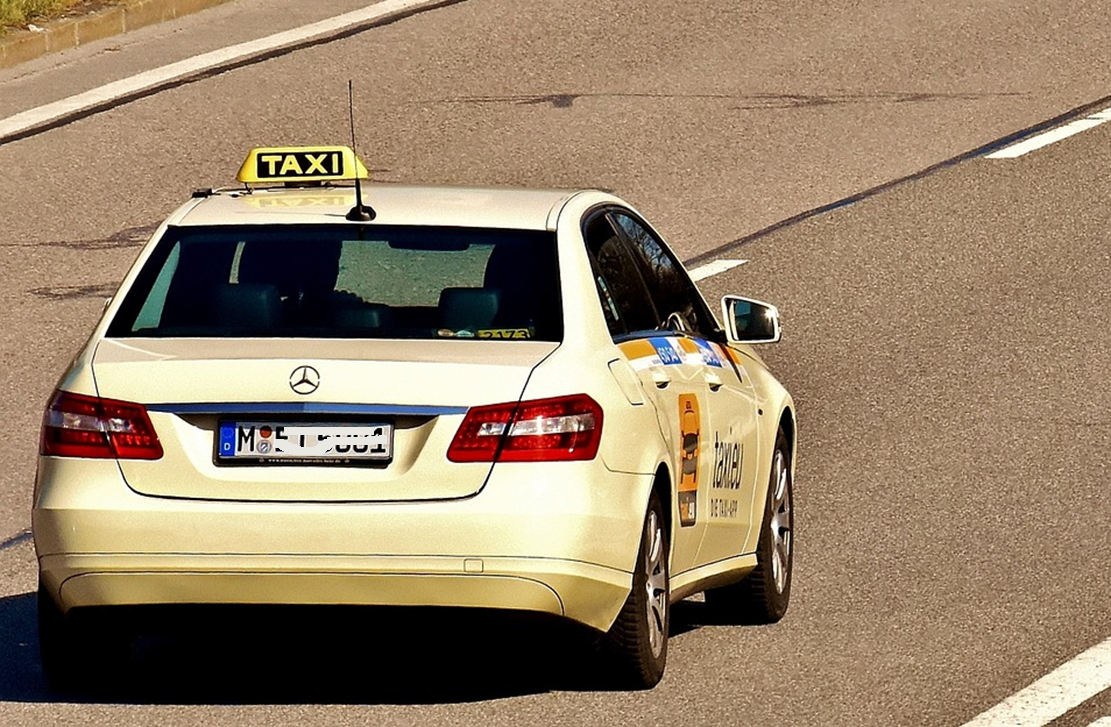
[289,365,320,395]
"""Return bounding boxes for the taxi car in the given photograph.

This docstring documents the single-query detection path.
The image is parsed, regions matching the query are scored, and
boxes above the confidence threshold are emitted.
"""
[33,146,796,690]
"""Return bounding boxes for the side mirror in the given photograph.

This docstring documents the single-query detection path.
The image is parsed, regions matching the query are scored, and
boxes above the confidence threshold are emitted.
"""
[721,295,781,343]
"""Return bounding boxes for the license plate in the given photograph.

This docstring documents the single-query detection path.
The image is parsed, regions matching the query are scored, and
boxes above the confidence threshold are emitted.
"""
[217,421,393,462]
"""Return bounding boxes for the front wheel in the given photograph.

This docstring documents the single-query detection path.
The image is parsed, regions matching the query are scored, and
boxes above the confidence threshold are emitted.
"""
[600,490,669,689]
[706,429,793,623]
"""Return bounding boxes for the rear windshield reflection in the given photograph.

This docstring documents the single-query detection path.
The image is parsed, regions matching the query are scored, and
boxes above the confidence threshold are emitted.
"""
[108,225,562,341]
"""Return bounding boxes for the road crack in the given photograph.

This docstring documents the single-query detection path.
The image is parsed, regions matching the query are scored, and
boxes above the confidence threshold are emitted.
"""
[2,223,155,250]
[0,530,32,552]
[29,282,117,300]
[439,90,1025,110]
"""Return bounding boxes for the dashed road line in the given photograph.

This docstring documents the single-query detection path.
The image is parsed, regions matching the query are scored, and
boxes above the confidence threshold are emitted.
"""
[688,259,747,281]
[986,107,1111,159]
[960,637,1111,727]
[0,0,463,143]
[679,94,1111,268]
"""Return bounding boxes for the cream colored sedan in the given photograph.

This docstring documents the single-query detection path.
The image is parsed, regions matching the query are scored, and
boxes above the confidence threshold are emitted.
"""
[34,147,796,690]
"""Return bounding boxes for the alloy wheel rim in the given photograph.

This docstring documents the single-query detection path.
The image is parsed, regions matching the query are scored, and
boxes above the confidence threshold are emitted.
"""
[644,509,668,657]
[769,450,792,594]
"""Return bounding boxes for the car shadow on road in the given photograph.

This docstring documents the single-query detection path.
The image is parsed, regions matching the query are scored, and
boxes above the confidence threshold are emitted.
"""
[0,592,707,704]
[0,592,47,702]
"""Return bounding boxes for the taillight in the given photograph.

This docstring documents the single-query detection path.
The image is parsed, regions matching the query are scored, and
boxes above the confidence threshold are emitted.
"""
[448,394,603,463]
[41,391,163,460]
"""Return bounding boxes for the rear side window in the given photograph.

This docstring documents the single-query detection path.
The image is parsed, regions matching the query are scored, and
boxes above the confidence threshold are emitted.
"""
[612,212,718,337]
[583,214,658,337]
[108,225,562,341]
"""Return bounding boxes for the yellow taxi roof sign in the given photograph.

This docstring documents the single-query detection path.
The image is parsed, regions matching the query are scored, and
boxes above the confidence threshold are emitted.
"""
[236,146,369,184]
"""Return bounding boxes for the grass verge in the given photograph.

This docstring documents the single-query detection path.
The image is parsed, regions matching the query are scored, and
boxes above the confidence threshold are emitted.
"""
[0,0,117,35]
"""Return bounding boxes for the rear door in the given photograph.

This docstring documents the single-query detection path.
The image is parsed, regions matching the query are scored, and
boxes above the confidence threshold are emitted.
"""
[608,211,760,568]
[582,211,710,575]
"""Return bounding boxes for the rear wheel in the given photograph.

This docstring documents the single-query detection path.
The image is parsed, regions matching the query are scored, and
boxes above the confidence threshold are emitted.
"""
[706,429,793,623]
[601,490,669,689]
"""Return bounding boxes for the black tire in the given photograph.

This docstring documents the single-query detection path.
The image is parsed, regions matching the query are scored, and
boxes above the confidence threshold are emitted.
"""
[706,429,793,624]
[38,582,128,693]
[601,490,669,689]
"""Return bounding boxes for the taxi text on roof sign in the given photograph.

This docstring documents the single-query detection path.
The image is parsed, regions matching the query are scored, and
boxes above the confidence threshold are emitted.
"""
[236,146,370,184]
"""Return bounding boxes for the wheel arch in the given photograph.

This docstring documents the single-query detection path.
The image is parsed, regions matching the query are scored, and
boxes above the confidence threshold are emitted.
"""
[652,462,673,542]
[777,406,797,464]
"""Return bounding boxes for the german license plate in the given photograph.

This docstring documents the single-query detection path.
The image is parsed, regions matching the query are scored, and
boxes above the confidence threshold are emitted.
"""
[217,422,393,462]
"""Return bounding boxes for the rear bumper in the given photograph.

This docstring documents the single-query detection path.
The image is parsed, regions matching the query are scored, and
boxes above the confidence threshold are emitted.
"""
[34,458,652,632]
[38,555,630,631]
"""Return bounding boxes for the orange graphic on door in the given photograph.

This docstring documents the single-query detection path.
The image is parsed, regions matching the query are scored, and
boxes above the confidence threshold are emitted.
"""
[678,394,700,527]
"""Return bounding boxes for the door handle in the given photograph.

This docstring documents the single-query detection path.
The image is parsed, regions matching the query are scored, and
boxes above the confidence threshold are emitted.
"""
[704,371,723,391]
[651,369,672,388]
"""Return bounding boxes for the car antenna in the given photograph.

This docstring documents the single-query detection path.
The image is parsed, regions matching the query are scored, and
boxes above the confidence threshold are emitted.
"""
[345,80,376,222]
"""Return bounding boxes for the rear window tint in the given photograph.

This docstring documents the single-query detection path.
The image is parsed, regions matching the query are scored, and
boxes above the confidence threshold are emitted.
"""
[108,225,562,341]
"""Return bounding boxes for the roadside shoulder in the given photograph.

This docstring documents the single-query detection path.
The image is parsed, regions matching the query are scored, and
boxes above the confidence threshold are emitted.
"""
[0,0,236,69]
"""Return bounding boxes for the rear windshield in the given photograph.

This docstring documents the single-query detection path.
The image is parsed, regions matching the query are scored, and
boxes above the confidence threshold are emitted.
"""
[107,224,562,341]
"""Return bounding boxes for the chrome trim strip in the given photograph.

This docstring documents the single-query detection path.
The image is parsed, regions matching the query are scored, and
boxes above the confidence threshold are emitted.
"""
[146,402,468,416]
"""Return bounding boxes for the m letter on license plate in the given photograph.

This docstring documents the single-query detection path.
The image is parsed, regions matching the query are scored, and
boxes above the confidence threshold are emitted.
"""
[218,422,393,462]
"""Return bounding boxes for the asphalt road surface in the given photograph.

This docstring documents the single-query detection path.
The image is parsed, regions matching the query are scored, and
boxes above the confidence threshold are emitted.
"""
[1,1,1109,724]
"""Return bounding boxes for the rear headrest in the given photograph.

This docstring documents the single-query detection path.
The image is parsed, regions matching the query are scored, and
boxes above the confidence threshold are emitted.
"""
[439,287,501,331]
[238,240,342,295]
[212,283,282,330]
[484,245,533,289]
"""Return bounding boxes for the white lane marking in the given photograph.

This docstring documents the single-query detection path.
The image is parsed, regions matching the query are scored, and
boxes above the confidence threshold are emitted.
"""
[0,0,446,139]
[960,636,1111,727]
[985,107,1111,159]
[689,259,747,281]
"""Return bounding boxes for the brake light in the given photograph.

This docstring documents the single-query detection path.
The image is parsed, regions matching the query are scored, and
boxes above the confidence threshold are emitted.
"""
[448,394,603,463]
[41,391,163,460]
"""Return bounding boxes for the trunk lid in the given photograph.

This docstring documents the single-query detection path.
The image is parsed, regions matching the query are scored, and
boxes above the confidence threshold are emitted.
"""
[92,338,556,502]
